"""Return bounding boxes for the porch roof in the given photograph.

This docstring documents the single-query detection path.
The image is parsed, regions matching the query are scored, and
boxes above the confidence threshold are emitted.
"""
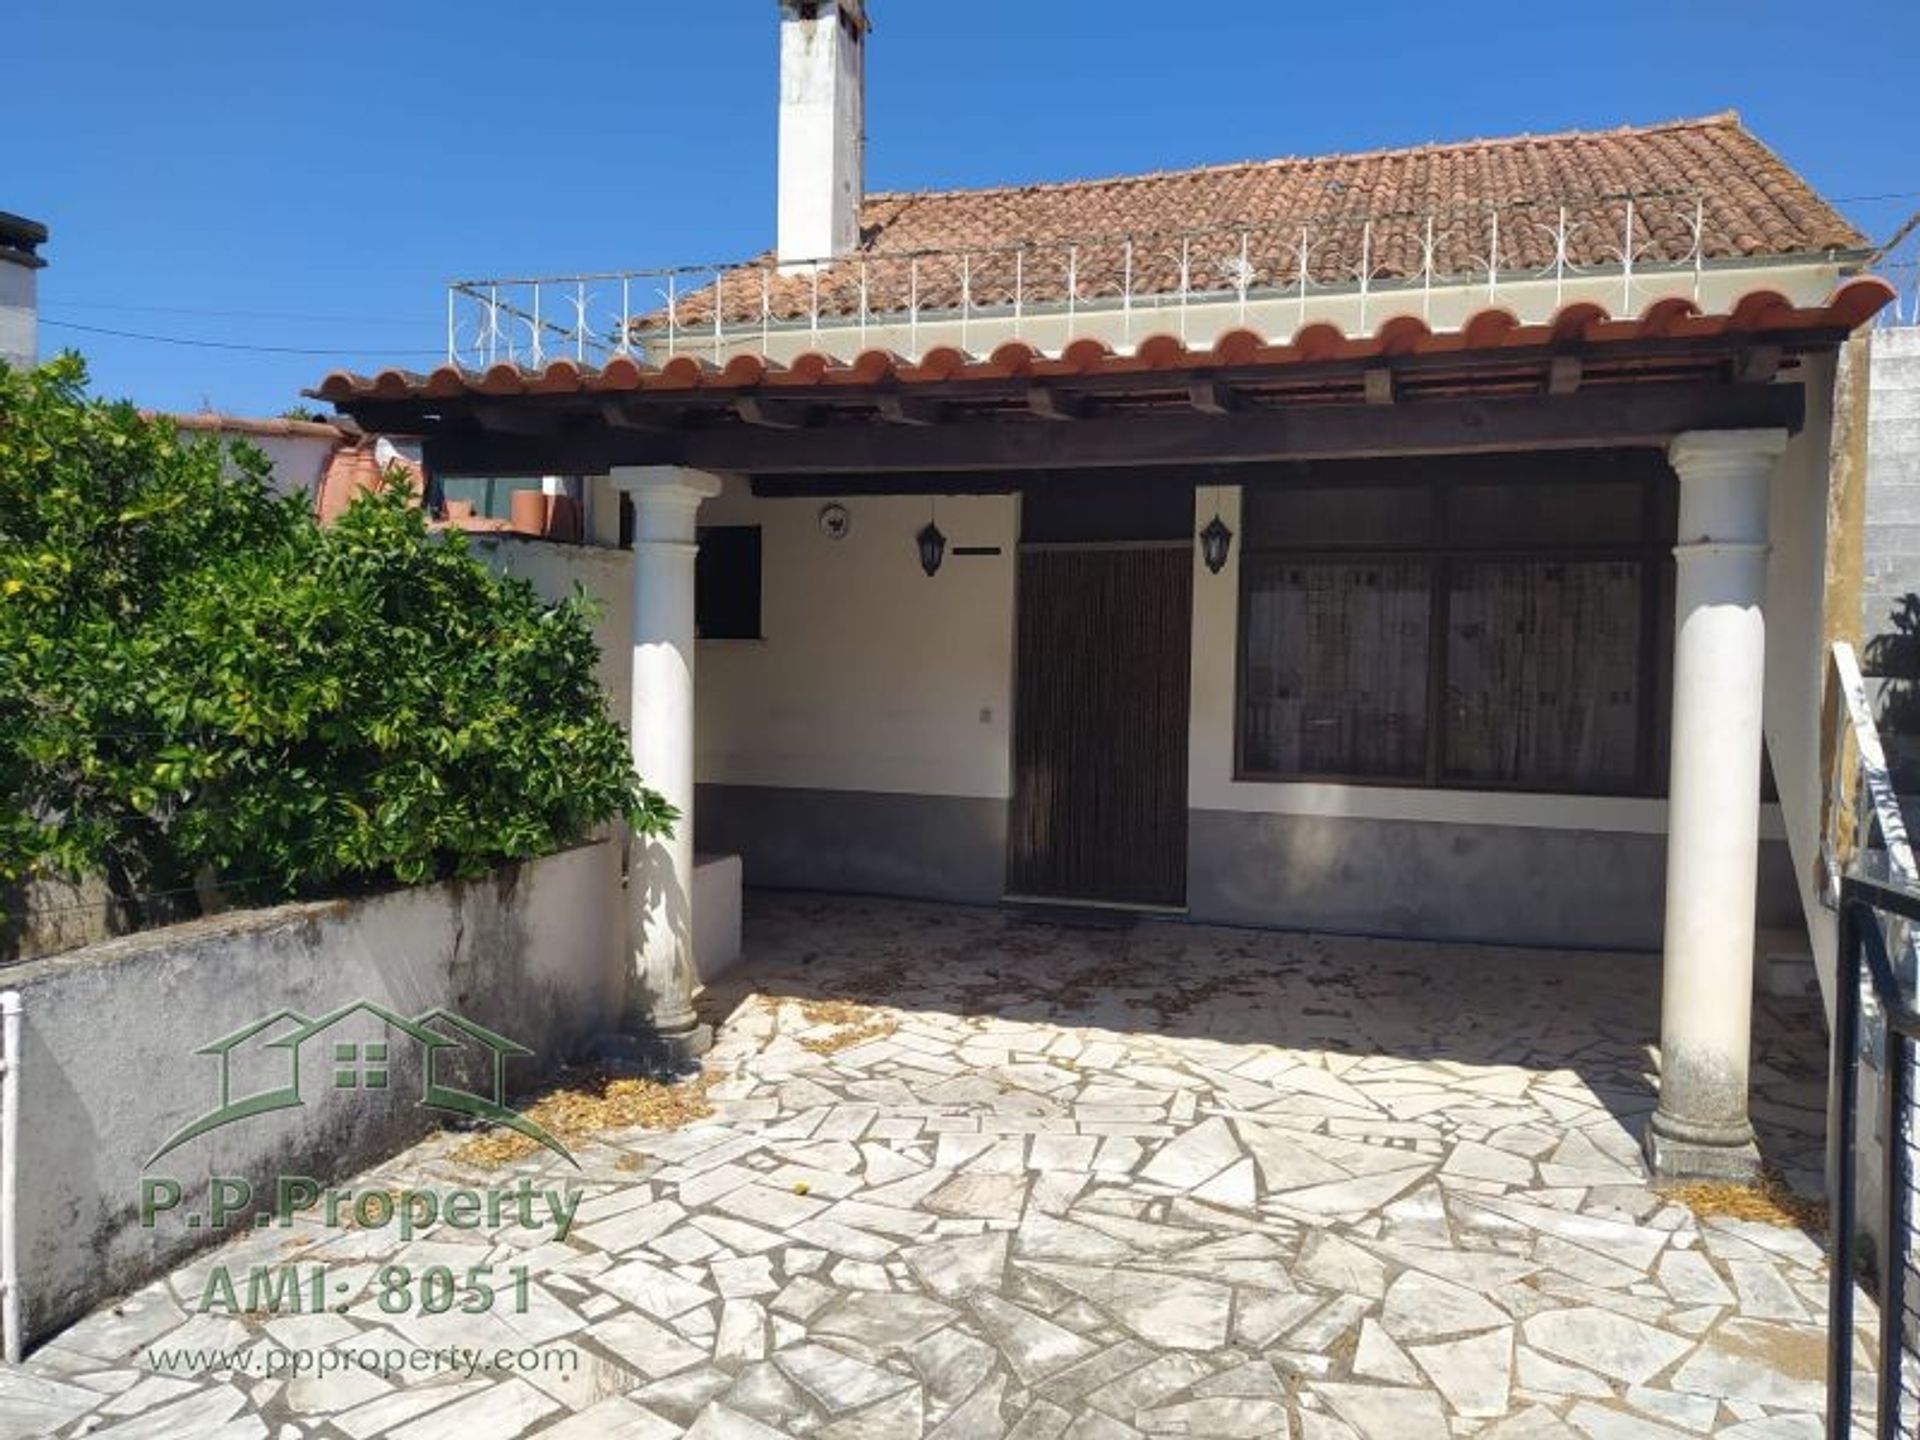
[315,277,1893,480]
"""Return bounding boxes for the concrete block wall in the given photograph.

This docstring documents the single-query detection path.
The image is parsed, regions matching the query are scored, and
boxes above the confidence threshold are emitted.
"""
[5,841,623,1344]
[1860,328,1920,792]
[1862,329,1920,675]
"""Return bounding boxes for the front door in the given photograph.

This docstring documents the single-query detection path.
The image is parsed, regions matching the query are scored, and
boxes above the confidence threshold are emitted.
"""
[1006,541,1193,907]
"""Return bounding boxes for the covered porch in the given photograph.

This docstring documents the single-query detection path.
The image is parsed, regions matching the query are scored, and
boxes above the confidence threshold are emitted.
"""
[320,274,1894,1183]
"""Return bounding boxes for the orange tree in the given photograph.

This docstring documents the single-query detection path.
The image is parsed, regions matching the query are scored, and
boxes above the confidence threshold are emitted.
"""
[0,356,671,924]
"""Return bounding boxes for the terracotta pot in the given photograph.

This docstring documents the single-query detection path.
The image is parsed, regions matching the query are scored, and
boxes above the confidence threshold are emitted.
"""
[509,489,548,536]
[444,499,476,521]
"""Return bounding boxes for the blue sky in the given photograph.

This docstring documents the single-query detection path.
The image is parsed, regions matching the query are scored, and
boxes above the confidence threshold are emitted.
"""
[11,1,1916,417]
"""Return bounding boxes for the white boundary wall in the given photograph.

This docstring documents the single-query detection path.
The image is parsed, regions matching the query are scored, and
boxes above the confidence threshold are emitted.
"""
[5,841,621,1345]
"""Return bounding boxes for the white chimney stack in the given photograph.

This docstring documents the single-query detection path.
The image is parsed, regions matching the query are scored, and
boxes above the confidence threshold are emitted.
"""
[0,214,48,370]
[777,0,867,269]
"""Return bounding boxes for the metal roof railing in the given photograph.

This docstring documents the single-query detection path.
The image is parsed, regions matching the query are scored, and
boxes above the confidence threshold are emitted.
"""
[436,188,1827,371]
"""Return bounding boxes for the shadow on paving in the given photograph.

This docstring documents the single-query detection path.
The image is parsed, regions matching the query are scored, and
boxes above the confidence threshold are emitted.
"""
[703,890,1834,1218]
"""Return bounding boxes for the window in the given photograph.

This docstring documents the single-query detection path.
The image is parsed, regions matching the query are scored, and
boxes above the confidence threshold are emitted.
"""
[1236,452,1674,794]
[696,526,763,640]
[437,476,545,520]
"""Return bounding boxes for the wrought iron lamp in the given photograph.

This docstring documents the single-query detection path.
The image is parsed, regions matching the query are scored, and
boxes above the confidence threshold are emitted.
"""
[1199,495,1233,575]
[917,498,947,577]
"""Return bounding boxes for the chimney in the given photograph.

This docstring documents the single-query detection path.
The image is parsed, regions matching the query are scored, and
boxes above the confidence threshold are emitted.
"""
[0,213,48,370]
[777,0,867,268]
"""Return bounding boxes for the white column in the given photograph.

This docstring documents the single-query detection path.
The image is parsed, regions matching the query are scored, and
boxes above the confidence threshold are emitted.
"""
[610,465,723,1064]
[1647,428,1788,1181]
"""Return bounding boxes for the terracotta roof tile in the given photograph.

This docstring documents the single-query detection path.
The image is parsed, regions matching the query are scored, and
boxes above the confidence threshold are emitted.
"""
[317,276,1900,408]
[660,113,1864,327]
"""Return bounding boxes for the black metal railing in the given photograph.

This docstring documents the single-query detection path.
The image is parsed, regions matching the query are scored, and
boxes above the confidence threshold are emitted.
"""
[1829,867,1920,1437]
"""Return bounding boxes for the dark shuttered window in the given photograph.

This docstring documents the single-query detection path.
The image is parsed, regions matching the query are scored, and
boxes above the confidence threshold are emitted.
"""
[1236,452,1675,795]
[695,525,762,640]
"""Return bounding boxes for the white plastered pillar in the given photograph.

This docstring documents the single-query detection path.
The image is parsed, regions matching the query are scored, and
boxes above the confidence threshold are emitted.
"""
[609,465,723,1063]
[1647,428,1788,1180]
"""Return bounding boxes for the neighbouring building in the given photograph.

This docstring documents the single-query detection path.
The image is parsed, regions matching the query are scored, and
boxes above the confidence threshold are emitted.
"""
[163,413,590,541]
[317,0,1902,1181]
[0,211,48,368]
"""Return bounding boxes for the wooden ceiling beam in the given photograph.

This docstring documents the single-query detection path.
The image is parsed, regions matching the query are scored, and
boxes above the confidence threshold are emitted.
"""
[735,396,815,429]
[1026,384,1087,421]
[1187,378,1243,415]
[877,393,947,426]
[472,403,561,437]
[1733,344,1783,385]
[418,380,1805,478]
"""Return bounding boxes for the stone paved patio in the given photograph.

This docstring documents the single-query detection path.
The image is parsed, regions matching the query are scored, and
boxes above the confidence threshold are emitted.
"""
[1,893,1876,1438]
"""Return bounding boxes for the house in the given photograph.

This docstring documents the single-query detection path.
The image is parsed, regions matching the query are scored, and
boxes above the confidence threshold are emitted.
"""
[162,411,599,543]
[315,0,1900,1181]
[166,411,359,508]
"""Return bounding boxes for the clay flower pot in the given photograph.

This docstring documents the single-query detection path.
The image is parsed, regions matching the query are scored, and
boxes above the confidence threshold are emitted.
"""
[509,489,548,536]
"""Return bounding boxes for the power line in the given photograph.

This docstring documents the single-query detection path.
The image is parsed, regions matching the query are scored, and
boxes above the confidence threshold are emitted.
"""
[41,320,441,359]
[44,300,437,328]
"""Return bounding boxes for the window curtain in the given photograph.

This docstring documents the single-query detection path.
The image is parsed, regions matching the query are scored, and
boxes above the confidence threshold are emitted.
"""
[1242,558,1430,778]
[1444,560,1641,786]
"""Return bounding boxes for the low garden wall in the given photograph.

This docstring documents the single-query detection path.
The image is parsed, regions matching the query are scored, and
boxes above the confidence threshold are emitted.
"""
[5,840,622,1344]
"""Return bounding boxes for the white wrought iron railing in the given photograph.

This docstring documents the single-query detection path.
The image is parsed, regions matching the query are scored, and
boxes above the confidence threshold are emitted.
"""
[437,188,1813,371]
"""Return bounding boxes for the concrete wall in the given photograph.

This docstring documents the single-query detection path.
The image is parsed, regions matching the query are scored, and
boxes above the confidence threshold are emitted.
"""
[474,496,1021,900]
[1860,328,1920,670]
[473,534,634,725]
[248,432,339,506]
[690,482,1017,899]
[1759,352,1844,986]
[6,841,622,1343]
[694,482,1017,798]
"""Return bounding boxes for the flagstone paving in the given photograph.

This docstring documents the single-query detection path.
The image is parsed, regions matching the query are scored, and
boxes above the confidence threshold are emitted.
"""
[3,893,1882,1437]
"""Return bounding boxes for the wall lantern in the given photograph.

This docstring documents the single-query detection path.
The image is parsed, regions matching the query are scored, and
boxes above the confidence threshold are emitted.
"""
[1199,502,1234,575]
[917,521,947,577]
[917,497,947,577]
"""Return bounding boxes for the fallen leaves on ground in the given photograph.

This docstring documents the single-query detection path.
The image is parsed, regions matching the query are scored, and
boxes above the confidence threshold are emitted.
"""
[452,1067,720,1169]
[1663,1170,1829,1232]
[796,997,899,1054]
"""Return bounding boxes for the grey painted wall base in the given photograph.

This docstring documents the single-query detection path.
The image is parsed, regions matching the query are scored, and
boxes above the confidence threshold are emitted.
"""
[1187,809,1799,952]
[696,785,1800,952]
[696,784,1009,905]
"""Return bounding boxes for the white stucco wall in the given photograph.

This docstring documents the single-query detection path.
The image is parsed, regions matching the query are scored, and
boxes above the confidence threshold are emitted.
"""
[7,841,623,1344]
[247,432,339,505]
[1761,350,1843,987]
[473,534,634,726]
[694,481,1017,800]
